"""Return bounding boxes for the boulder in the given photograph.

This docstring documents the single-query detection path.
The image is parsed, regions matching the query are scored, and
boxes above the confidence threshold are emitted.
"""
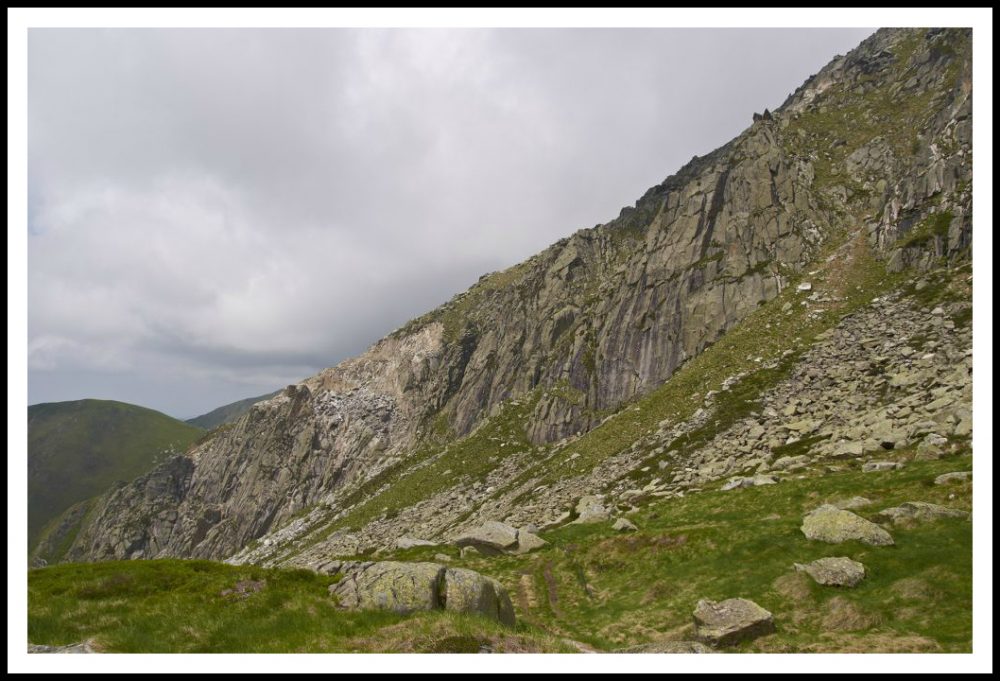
[572,495,611,524]
[443,568,516,626]
[721,475,778,491]
[329,561,444,613]
[327,561,515,626]
[612,517,638,532]
[794,557,866,587]
[28,641,97,654]
[800,505,894,546]
[934,471,971,485]
[874,501,969,525]
[511,529,548,554]
[693,598,775,647]
[829,441,864,459]
[771,455,810,471]
[831,496,874,510]
[862,461,904,472]
[453,521,520,554]
[395,536,437,550]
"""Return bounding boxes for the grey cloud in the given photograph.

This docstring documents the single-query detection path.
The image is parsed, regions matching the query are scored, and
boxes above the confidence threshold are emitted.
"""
[28,27,875,417]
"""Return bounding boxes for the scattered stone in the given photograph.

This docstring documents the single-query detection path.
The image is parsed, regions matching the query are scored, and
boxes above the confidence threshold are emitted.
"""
[800,505,894,546]
[460,546,482,559]
[862,461,904,472]
[874,501,970,525]
[797,282,813,292]
[612,517,638,532]
[28,641,97,654]
[573,495,611,524]
[396,536,437,550]
[620,641,713,653]
[829,441,864,459]
[434,553,453,562]
[832,496,874,510]
[934,471,971,485]
[721,474,778,491]
[693,598,775,647]
[220,579,266,599]
[794,557,866,587]
[771,455,810,471]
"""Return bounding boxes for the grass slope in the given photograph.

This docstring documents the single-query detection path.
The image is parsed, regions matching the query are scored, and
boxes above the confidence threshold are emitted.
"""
[28,448,971,653]
[28,560,574,653]
[185,390,280,430]
[28,399,204,551]
[384,447,973,653]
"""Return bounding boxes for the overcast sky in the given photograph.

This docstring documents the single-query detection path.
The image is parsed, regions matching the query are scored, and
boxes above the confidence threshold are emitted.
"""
[27,27,875,419]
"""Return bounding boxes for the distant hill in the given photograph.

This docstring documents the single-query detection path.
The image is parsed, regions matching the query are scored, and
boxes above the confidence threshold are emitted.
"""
[185,390,280,430]
[27,399,204,552]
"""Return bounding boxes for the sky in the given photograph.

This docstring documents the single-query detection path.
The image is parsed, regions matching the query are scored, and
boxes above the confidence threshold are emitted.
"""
[27,27,877,419]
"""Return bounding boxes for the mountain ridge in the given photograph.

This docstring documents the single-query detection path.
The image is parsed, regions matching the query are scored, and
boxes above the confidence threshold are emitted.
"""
[53,27,972,570]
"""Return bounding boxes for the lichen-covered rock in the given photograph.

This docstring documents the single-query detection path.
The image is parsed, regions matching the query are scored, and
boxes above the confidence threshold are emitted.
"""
[510,529,548,554]
[325,561,515,626]
[612,517,639,532]
[801,505,894,546]
[329,561,445,613]
[795,557,866,587]
[443,568,516,626]
[572,495,610,524]
[693,598,775,647]
[874,501,969,525]
[934,471,971,485]
[453,521,520,555]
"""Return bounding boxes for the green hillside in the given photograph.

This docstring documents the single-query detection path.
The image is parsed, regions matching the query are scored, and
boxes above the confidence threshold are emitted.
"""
[28,399,204,552]
[185,391,280,430]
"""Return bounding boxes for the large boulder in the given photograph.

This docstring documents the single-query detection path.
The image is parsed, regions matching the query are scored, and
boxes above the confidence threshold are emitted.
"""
[510,529,548,554]
[327,561,516,626]
[874,501,969,525]
[329,561,444,613]
[693,598,775,647]
[443,568,516,626]
[800,505,894,546]
[794,557,866,587]
[395,536,437,550]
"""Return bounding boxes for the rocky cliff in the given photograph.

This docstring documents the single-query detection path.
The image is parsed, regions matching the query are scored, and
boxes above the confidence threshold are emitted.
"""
[62,28,972,565]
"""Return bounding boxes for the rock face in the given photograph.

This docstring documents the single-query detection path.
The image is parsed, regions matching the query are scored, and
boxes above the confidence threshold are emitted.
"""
[874,502,969,525]
[325,561,515,626]
[801,505,895,546]
[795,557,866,587]
[693,598,775,647]
[61,28,973,566]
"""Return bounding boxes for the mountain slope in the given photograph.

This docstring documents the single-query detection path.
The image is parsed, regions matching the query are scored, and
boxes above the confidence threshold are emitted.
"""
[27,399,204,554]
[62,28,972,568]
[185,391,281,430]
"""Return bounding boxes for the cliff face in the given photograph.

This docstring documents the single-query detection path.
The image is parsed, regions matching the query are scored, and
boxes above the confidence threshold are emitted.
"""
[64,28,972,564]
